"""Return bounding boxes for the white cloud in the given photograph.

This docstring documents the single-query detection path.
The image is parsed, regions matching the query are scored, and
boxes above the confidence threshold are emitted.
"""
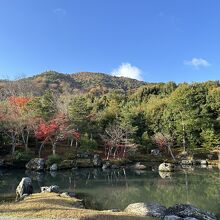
[184,58,211,68]
[53,8,66,16]
[111,63,142,80]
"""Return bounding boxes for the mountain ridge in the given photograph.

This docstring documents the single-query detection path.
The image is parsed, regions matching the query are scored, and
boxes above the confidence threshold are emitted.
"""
[0,71,147,96]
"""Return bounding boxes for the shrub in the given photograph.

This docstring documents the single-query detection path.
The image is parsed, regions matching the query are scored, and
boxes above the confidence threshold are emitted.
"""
[79,136,99,152]
[140,132,154,153]
[201,129,220,149]
[14,150,32,161]
[46,154,62,167]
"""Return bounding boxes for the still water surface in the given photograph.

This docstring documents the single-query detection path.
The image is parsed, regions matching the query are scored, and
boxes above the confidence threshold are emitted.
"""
[0,166,219,216]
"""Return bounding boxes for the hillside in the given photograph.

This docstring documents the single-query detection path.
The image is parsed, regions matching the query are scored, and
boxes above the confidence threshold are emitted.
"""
[0,71,147,96]
[71,72,146,90]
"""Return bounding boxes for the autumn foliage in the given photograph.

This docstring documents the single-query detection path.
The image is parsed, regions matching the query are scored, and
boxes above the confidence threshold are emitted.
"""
[0,95,81,156]
[35,121,58,141]
[35,114,80,156]
[8,96,30,108]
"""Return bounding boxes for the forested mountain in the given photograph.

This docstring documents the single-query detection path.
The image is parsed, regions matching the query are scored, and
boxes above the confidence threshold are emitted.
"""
[0,71,146,96]
[71,72,146,90]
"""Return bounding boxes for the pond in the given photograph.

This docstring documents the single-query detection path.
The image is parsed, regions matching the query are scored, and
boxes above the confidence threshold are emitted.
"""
[0,165,220,217]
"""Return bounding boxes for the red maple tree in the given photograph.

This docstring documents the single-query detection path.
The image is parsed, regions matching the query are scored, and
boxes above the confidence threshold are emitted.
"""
[35,114,80,157]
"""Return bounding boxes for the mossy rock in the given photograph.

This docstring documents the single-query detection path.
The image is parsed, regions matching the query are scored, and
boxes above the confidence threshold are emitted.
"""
[76,159,94,168]
[58,160,75,169]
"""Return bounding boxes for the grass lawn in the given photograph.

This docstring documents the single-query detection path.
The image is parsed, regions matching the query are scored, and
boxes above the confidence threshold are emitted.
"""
[0,192,154,220]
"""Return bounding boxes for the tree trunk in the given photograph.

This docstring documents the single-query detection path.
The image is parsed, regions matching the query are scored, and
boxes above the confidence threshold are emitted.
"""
[113,147,118,159]
[123,146,127,158]
[180,112,186,152]
[11,134,17,155]
[38,142,44,158]
[25,130,30,152]
[182,124,186,152]
[11,143,16,155]
[123,134,128,158]
[168,145,175,160]
[107,146,113,160]
[52,143,56,155]
[70,138,74,147]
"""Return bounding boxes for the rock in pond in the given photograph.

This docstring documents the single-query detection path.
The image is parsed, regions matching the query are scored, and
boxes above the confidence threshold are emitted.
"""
[16,177,33,200]
[26,158,45,171]
[131,162,146,170]
[125,202,166,218]
[50,163,58,171]
[93,154,102,167]
[41,185,59,193]
[158,162,174,172]
[165,204,217,220]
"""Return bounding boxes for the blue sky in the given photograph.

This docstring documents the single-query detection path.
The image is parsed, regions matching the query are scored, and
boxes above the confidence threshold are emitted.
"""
[0,0,219,82]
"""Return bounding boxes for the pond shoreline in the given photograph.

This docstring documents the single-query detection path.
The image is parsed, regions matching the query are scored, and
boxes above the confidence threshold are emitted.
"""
[1,154,219,171]
[0,191,218,220]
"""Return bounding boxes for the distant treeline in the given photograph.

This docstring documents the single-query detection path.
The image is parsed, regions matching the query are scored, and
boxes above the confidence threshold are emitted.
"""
[0,72,219,159]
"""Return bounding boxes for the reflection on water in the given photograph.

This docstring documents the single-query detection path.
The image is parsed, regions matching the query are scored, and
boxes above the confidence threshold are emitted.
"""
[0,166,220,216]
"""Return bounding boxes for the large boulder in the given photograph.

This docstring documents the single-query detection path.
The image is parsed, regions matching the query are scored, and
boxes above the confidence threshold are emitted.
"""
[93,154,102,167]
[131,162,146,170]
[158,162,174,172]
[26,158,45,171]
[125,202,166,218]
[41,185,59,193]
[165,204,217,220]
[16,177,33,200]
